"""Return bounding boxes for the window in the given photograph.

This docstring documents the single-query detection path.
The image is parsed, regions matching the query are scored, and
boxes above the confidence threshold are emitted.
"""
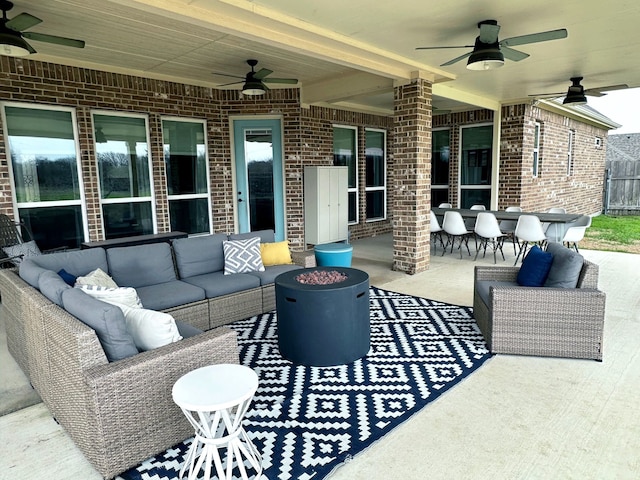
[431,129,450,207]
[460,124,492,208]
[532,122,541,178]
[163,118,211,234]
[93,113,155,239]
[364,129,386,221]
[3,104,86,250]
[567,129,575,176]
[333,126,358,224]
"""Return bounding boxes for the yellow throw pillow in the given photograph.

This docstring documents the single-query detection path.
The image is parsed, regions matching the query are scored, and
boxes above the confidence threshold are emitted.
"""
[260,241,293,266]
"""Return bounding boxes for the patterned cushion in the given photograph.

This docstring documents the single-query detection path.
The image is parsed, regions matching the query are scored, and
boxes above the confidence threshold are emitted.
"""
[2,240,41,266]
[77,284,143,309]
[223,237,265,275]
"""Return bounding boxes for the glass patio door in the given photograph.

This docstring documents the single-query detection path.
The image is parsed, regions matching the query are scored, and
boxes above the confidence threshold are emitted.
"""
[233,119,285,241]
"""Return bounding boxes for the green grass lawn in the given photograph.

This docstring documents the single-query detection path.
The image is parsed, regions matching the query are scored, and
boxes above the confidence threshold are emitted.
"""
[587,215,640,245]
[581,215,640,253]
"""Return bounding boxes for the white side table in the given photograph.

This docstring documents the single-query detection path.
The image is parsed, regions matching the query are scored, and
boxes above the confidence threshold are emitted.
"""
[172,364,262,480]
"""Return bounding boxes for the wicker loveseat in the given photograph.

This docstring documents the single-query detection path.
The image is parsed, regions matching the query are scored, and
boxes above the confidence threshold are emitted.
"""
[0,229,304,479]
[473,255,606,361]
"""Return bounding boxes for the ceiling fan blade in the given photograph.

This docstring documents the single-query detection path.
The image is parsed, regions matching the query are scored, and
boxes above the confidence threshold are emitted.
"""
[478,22,500,44]
[253,68,273,80]
[211,71,245,80]
[501,28,567,47]
[584,84,629,96]
[217,80,243,87]
[5,12,42,32]
[501,46,529,62]
[263,78,298,84]
[528,91,564,97]
[415,45,474,50]
[440,51,472,67]
[22,31,85,48]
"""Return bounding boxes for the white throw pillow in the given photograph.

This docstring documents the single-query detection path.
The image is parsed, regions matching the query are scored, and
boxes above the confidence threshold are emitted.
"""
[75,268,118,288]
[223,237,265,275]
[119,305,183,351]
[77,284,143,309]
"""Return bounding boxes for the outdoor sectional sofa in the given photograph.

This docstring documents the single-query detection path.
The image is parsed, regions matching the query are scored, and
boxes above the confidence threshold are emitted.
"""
[0,229,302,479]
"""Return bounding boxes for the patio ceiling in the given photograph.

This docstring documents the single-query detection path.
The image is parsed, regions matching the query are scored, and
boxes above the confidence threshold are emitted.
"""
[10,0,640,118]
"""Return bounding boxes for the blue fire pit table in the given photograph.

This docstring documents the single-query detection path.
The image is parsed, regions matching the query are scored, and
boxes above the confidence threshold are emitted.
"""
[275,267,370,366]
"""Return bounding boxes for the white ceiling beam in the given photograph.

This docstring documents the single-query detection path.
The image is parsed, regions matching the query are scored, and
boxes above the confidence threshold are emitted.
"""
[109,0,455,83]
[302,73,394,105]
[432,83,501,111]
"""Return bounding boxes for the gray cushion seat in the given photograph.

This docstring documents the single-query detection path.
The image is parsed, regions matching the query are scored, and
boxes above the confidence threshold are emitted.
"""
[475,280,520,307]
[182,271,260,298]
[247,264,302,285]
[136,280,206,310]
[20,247,108,287]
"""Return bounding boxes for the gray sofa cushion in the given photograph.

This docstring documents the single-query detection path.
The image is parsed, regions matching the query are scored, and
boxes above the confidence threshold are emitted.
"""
[38,270,71,307]
[182,271,260,298]
[228,229,276,243]
[20,248,108,287]
[175,320,203,339]
[61,288,138,362]
[135,280,206,311]
[544,242,584,289]
[107,243,176,288]
[172,234,227,278]
[246,264,302,285]
[475,280,520,307]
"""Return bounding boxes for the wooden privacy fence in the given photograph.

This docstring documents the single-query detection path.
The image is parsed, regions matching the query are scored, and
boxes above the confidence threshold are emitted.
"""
[604,160,640,215]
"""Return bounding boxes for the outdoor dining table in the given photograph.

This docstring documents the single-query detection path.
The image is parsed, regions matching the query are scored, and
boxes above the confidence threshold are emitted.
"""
[431,207,582,243]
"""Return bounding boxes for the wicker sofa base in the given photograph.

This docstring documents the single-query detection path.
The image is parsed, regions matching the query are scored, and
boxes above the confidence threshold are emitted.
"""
[0,268,280,479]
[473,263,606,361]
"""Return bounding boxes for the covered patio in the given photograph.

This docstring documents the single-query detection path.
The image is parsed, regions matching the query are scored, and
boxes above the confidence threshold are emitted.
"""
[1,239,639,479]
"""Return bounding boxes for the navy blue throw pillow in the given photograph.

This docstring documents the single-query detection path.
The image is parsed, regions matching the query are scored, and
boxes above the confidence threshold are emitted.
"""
[517,246,553,287]
[57,268,77,286]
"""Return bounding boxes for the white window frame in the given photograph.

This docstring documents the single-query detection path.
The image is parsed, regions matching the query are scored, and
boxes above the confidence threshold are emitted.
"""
[92,110,157,235]
[567,129,575,176]
[364,127,387,222]
[2,101,89,244]
[458,123,493,208]
[161,116,212,235]
[532,122,541,178]
[333,125,359,225]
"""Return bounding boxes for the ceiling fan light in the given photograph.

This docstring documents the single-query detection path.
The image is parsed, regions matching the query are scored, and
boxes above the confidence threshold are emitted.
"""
[0,31,31,57]
[467,46,505,70]
[242,80,266,96]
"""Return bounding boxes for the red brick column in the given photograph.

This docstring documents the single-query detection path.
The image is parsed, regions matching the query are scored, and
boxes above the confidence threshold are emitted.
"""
[392,78,432,274]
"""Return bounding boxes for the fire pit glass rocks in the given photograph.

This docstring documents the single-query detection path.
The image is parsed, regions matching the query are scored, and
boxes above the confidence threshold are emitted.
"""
[274,267,370,367]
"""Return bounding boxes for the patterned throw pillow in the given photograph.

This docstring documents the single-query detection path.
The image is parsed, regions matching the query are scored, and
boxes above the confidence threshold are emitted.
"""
[2,240,41,266]
[77,284,144,309]
[223,237,265,275]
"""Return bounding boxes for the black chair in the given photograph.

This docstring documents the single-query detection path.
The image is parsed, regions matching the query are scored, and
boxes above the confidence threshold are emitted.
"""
[0,214,65,267]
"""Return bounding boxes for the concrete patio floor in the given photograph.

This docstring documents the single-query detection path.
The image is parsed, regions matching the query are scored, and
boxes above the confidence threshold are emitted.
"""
[1,234,639,479]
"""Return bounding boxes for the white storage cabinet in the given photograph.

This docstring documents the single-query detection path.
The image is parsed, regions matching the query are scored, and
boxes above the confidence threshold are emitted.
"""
[304,166,348,245]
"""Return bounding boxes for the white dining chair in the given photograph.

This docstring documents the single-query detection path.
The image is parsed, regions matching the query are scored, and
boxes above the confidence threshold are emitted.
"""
[561,215,592,252]
[442,211,472,259]
[499,206,522,255]
[473,212,506,263]
[438,202,452,208]
[430,210,445,253]
[513,214,547,264]
[465,204,486,230]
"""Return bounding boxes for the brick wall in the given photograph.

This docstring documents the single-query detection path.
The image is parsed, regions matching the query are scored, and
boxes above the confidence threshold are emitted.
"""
[501,103,608,214]
[0,57,393,251]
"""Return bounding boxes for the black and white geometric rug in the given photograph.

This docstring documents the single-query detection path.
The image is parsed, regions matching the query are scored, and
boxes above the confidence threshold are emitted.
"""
[119,287,491,480]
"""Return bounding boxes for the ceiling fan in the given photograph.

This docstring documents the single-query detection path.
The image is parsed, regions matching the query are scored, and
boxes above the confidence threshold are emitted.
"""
[416,20,567,70]
[0,0,85,57]
[529,76,629,105]
[213,59,298,95]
